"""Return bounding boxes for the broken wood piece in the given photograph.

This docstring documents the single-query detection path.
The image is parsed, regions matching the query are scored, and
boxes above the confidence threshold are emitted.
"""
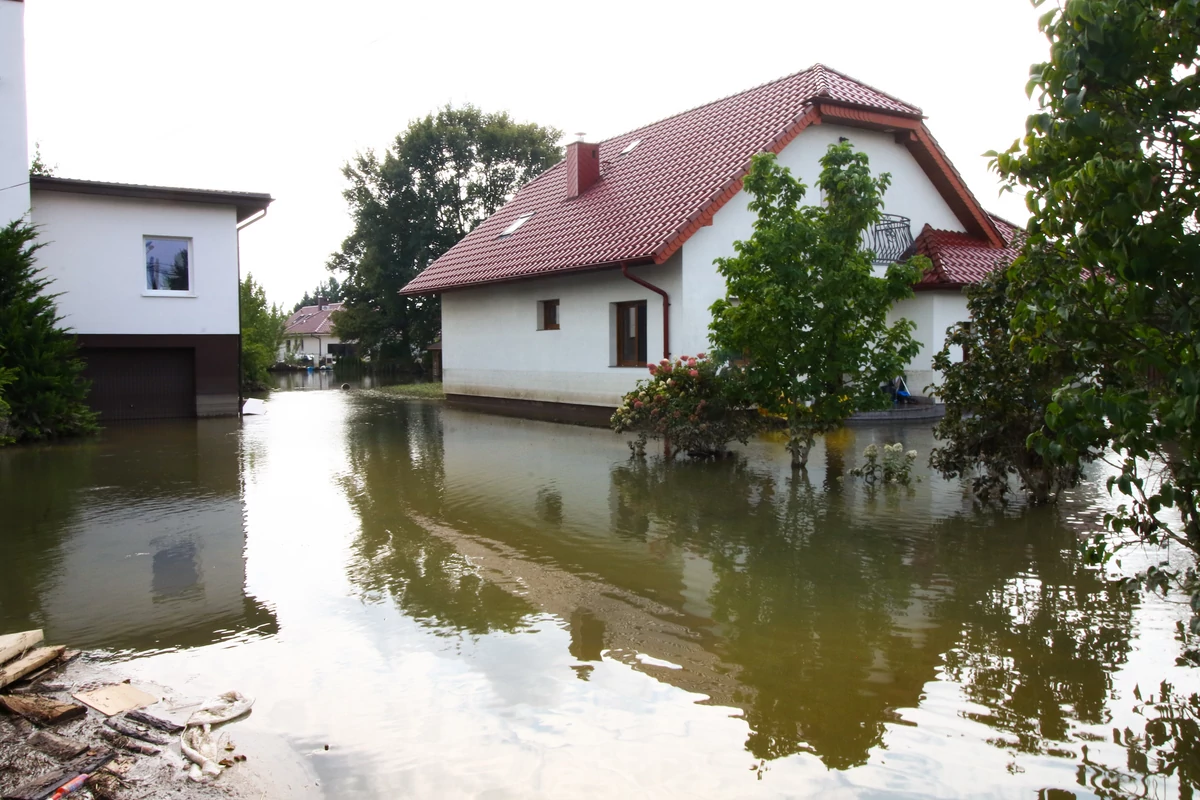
[123,709,184,734]
[0,695,87,725]
[0,647,65,690]
[2,748,114,800]
[72,685,156,717]
[96,728,160,756]
[103,718,168,746]
[26,730,89,761]
[0,630,44,666]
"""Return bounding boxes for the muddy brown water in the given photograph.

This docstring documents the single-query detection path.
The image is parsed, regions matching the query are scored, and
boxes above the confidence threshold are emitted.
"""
[1,390,1196,798]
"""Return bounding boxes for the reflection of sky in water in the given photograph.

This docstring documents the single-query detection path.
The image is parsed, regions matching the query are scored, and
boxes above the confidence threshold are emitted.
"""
[2,390,1196,798]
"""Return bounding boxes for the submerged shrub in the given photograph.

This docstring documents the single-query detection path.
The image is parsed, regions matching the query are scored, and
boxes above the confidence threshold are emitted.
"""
[849,443,917,486]
[611,354,757,458]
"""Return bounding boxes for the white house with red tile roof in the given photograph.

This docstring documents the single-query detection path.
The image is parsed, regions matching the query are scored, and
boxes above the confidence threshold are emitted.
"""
[402,65,1017,421]
[279,301,347,361]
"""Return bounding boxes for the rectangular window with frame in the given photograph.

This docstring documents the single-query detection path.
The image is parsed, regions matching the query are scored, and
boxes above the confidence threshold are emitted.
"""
[615,300,647,366]
[144,236,192,293]
[539,299,560,331]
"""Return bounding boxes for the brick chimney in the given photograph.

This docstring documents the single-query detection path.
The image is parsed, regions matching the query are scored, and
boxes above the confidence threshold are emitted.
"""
[565,140,600,199]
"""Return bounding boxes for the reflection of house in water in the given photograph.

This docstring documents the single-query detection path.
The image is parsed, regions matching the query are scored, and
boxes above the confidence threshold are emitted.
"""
[2,419,276,652]
[418,408,1133,769]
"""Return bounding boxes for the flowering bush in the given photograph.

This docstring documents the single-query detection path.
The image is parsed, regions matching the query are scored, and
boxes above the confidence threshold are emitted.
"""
[611,354,758,458]
[849,443,918,486]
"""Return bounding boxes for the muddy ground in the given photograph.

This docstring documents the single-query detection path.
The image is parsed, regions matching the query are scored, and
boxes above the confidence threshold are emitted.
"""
[0,654,321,800]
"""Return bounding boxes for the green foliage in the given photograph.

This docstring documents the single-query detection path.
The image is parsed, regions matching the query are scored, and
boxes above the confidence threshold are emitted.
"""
[708,145,927,468]
[988,0,1200,552]
[329,105,561,367]
[0,364,15,445]
[0,221,96,443]
[292,276,343,313]
[930,269,1094,503]
[240,273,286,392]
[849,443,917,487]
[611,353,759,458]
[29,142,55,177]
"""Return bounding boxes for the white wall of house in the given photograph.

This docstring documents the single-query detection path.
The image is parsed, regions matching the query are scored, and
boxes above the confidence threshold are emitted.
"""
[442,254,682,406]
[0,0,29,225]
[888,290,969,393]
[445,122,975,408]
[280,333,342,359]
[30,190,240,335]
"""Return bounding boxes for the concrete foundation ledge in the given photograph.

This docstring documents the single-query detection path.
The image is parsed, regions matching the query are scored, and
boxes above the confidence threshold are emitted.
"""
[446,394,615,427]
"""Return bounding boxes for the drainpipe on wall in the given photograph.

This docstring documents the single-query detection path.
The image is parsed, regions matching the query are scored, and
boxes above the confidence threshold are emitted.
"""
[620,262,670,361]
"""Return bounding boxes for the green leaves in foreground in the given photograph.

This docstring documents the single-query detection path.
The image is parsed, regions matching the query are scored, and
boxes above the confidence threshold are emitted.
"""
[708,144,927,468]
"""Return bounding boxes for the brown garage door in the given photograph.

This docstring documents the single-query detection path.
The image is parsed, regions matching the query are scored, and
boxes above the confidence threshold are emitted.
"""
[82,347,196,420]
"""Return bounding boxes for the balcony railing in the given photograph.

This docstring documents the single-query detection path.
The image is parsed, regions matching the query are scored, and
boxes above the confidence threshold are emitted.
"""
[862,214,914,265]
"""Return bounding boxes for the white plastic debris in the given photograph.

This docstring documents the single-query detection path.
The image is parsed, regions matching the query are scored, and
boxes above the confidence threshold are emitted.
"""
[181,724,227,781]
[187,690,254,727]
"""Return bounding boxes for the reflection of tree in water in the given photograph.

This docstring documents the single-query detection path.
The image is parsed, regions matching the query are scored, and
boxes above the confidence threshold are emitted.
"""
[0,442,97,628]
[609,453,1138,774]
[340,400,535,635]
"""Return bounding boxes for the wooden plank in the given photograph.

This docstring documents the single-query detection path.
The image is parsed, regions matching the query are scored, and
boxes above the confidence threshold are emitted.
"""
[26,730,89,761]
[96,727,160,756]
[0,647,63,690]
[0,631,43,666]
[0,695,87,725]
[103,718,168,746]
[124,709,184,734]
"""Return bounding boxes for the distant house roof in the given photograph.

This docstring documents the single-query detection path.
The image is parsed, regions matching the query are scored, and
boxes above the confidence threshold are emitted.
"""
[30,175,273,223]
[284,302,343,336]
[913,214,1021,288]
[402,64,1006,296]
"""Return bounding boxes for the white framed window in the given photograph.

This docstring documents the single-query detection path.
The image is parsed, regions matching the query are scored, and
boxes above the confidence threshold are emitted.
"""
[537,299,560,331]
[144,236,193,295]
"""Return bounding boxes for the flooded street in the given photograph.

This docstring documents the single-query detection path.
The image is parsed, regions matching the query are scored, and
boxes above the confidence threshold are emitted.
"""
[2,389,1197,798]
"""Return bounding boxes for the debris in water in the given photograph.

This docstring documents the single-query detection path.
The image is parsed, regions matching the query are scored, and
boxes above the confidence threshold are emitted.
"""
[72,684,157,717]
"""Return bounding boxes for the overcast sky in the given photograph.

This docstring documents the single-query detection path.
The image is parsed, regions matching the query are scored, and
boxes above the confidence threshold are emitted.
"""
[24,0,1049,308]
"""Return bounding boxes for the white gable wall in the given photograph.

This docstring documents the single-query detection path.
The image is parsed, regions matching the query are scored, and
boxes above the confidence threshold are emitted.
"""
[30,190,240,335]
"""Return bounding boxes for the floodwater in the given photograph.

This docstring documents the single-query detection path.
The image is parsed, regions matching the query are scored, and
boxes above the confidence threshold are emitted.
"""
[2,389,1197,798]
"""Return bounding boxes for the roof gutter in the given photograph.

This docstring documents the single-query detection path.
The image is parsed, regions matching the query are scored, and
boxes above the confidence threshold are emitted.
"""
[621,262,670,361]
[237,207,268,230]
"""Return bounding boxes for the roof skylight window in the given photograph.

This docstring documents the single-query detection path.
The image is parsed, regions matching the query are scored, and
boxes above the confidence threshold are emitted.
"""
[499,212,534,237]
[620,138,641,156]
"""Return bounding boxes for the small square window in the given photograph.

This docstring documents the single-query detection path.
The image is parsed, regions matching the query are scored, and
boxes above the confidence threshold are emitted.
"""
[539,299,560,331]
[145,236,191,293]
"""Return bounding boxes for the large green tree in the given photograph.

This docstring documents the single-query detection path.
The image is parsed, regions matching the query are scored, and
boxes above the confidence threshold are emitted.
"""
[0,221,96,443]
[708,145,927,468]
[989,0,1200,552]
[329,105,562,366]
[240,273,286,392]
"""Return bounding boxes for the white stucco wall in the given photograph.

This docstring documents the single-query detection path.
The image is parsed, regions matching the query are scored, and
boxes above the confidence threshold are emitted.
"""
[0,0,29,225]
[888,289,970,393]
[442,254,682,406]
[280,333,342,359]
[30,190,241,335]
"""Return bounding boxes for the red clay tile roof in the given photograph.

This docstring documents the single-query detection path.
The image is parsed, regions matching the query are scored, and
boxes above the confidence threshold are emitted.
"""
[914,214,1021,288]
[403,64,1000,295]
[284,302,343,336]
